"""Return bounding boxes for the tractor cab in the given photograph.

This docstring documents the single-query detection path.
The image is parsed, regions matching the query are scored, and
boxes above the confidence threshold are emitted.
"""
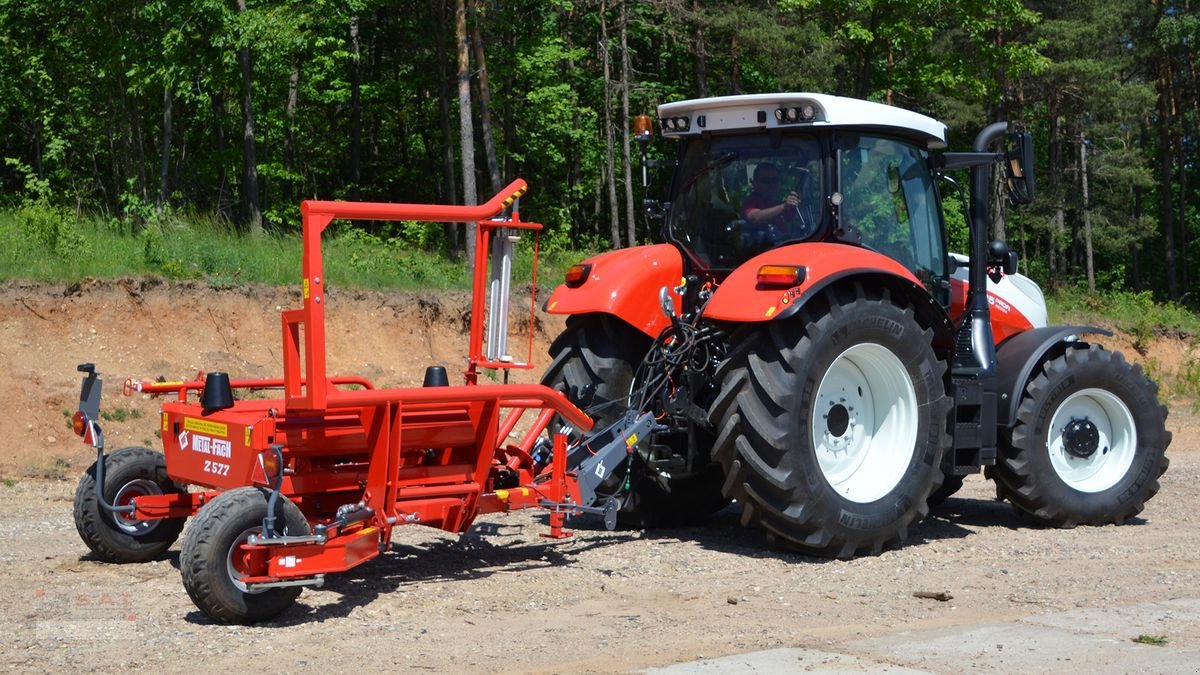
[657,94,952,304]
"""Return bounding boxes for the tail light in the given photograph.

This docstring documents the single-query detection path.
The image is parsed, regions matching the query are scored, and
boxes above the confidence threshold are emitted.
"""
[564,264,592,287]
[756,264,806,288]
[252,448,284,487]
[72,411,87,437]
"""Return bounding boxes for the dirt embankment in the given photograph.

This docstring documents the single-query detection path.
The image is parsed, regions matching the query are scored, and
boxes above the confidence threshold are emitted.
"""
[0,279,565,478]
[2,278,1195,479]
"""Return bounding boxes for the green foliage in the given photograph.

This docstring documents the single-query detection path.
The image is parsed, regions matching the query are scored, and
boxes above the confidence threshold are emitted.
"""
[1132,634,1169,646]
[0,207,584,292]
[1047,287,1200,354]
[14,201,85,256]
[0,0,1196,311]
[101,407,143,423]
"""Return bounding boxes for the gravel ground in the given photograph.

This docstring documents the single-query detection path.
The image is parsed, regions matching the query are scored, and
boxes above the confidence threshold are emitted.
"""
[0,427,1196,673]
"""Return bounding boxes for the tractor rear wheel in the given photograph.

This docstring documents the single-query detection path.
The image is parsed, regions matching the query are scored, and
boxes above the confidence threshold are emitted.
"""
[180,487,310,624]
[709,285,950,557]
[542,314,727,527]
[994,345,1170,526]
[73,446,187,563]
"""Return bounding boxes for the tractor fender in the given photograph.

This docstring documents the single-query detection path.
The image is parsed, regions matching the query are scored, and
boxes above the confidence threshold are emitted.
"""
[704,243,951,339]
[995,325,1113,428]
[544,243,684,338]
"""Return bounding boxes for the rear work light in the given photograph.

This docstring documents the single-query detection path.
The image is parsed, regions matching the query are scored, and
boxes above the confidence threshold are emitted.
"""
[757,264,807,288]
[564,263,592,287]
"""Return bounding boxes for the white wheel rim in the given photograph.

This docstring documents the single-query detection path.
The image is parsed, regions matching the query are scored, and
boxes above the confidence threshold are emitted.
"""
[111,479,163,535]
[1047,388,1137,493]
[812,343,919,504]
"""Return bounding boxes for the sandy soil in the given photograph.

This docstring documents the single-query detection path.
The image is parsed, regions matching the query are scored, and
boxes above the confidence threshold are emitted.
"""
[0,280,1196,673]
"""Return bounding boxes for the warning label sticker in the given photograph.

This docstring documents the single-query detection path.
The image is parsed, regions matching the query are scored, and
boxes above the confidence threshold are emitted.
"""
[184,418,228,438]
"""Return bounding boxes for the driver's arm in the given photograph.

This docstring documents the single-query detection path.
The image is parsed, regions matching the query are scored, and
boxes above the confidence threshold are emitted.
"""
[744,192,800,226]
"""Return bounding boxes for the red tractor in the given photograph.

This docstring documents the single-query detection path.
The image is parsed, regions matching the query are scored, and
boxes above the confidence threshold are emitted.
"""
[542,93,1171,558]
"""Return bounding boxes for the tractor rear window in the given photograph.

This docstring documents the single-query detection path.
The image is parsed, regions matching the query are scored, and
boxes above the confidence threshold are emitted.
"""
[667,134,824,269]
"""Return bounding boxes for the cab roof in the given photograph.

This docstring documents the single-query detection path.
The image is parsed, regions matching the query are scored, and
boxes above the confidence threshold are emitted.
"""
[657,93,948,150]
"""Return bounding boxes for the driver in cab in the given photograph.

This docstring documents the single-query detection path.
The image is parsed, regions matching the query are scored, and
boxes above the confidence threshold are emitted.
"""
[741,163,807,244]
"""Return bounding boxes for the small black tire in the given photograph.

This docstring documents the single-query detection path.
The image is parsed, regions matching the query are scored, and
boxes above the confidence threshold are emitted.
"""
[927,474,966,507]
[73,446,187,563]
[542,314,728,527]
[180,487,311,624]
[994,345,1171,526]
[709,284,950,558]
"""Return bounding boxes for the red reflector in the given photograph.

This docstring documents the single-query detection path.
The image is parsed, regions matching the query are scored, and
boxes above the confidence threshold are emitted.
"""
[72,411,86,437]
[757,265,805,287]
[252,450,282,487]
[564,263,592,287]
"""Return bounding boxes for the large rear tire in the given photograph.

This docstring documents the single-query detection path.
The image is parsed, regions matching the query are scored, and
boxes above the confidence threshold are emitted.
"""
[180,487,311,624]
[709,285,950,557]
[993,345,1170,526]
[542,314,727,527]
[73,446,187,563]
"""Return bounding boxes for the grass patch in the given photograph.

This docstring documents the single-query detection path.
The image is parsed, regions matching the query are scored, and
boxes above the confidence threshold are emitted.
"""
[3,478,16,488]
[0,206,594,291]
[24,456,73,481]
[1047,288,1200,353]
[101,406,143,423]
[1132,634,1168,646]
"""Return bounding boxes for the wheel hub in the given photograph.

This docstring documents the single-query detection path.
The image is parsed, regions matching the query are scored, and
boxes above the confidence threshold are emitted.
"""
[826,403,851,438]
[111,479,163,535]
[1062,418,1100,459]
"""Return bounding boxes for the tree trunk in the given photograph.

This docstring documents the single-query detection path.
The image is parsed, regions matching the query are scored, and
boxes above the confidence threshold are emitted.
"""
[730,33,741,94]
[619,1,636,247]
[1131,185,1143,290]
[471,0,501,195]
[691,0,708,97]
[601,0,620,249]
[236,0,263,235]
[434,0,460,254]
[350,15,362,201]
[214,90,232,223]
[283,58,299,205]
[157,83,173,215]
[1157,61,1177,299]
[455,0,478,269]
[1080,133,1094,292]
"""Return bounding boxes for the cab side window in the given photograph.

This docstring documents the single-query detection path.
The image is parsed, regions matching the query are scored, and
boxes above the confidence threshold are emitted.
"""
[839,136,946,291]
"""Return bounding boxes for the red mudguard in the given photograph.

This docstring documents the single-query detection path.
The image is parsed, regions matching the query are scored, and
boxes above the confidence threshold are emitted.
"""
[544,244,684,338]
[704,242,922,322]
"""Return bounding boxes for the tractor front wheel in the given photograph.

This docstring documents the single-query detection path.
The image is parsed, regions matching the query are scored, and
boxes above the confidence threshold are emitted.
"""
[542,314,727,527]
[994,345,1170,526]
[709,285,950,557]
[73,446,187,563]
[180,487,311,624]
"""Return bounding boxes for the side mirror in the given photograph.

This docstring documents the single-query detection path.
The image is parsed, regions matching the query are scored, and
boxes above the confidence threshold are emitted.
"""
[988,240,1018,281]
[1004,131,1035,205]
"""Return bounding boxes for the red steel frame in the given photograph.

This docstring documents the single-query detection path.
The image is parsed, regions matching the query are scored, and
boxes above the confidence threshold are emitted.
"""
[121,180,594,583]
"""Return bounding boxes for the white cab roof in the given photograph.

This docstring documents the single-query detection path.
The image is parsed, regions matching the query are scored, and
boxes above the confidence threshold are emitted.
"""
[658,93,947,149]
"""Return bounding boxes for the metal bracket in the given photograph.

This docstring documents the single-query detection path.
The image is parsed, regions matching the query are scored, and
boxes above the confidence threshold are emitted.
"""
[569,410,657,508]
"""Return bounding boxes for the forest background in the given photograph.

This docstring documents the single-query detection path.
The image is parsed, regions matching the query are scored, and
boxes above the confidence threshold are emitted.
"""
[1,0,1198,307]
